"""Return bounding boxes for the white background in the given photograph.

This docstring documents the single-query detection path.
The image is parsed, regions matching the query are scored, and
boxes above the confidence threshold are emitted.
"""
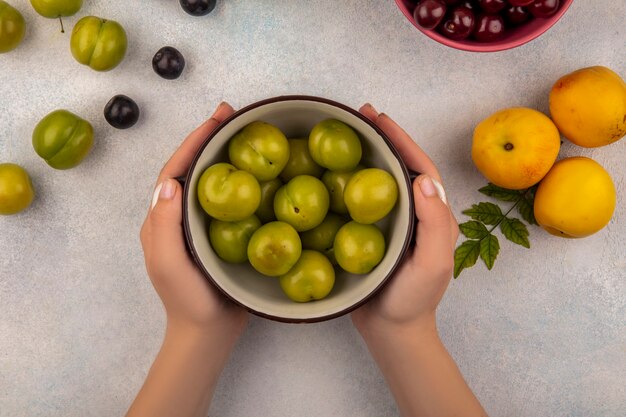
[1,1,624,416]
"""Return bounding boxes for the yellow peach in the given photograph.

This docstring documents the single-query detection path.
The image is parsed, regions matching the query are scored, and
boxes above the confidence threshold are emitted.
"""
[534,157,616,238]
[549,66,626,148]
[472,107,561,190]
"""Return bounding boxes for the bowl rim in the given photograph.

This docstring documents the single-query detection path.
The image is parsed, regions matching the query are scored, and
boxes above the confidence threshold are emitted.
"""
[394,0,574,52]
[181,95,416,323]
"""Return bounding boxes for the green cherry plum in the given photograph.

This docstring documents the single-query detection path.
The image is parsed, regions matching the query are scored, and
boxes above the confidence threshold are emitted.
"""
[197,163,261,222]
[209,215,261,264]
[0,163,35,215]
[70,16,127,71]
[300,213,348,264]
[344,168,398,224]
[247,221,302,276]
[273,175,329,232]
[32,109,94,170]
[279,250,335,302]
[0,1,25,53]
[228,121,290,181]
[255,178,282,223]
[309,119,362,171]
[321,165,363,214]
[334,221,386,274]
[30,0,82,18]
[279,138,324,182]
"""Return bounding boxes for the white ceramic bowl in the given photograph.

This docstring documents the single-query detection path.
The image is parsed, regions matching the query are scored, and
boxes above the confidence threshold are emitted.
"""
[182,96,415,322]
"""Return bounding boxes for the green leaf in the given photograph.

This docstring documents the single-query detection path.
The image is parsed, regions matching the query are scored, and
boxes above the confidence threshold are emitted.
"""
[517,197,537,225]
[500,218,530,248]
[462,202,503,225]
[479,234,500,270]
[454,240,481,278]
[459,221,489,239]
[518,185,538,225]
[478,183,522,202]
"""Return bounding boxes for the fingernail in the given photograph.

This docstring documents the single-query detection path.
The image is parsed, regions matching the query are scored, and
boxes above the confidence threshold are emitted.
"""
[431,178,448,205]
[151,180,176,210]
[363,102,377,112]
[151,183,163,210]
[418,176,448,205]
[215,101,227,112]
[207,102,226,119]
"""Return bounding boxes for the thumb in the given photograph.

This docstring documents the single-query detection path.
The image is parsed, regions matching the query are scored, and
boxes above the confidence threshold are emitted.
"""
[149,178,186,251]
[411,175,454,272]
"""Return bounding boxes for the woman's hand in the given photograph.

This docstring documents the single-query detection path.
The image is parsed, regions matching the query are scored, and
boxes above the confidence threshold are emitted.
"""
[140,102,247,335]
[129,103,249,417]
[350,104,486,417]
[352,103,459,335]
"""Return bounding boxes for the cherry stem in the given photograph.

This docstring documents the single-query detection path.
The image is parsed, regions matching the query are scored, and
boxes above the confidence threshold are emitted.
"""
[59,16,65,33]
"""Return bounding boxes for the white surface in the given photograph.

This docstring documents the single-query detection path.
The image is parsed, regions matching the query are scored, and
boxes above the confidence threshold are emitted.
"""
[0,1,624,416]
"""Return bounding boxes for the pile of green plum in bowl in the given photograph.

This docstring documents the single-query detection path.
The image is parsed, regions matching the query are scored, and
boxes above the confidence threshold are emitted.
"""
[183,96,415,323]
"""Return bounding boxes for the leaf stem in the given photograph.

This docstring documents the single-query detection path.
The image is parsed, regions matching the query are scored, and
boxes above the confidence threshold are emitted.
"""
[478,187,531,243]
[59,16,65,33]
[486,194,523,234]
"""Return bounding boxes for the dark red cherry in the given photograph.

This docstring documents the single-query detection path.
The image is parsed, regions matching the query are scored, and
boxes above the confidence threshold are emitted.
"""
[528,0,560,18]
[478,0,506,14]
[414,0,447,29]
[505,6,532,26]
[473,13,505,42]
[439,6,476,40]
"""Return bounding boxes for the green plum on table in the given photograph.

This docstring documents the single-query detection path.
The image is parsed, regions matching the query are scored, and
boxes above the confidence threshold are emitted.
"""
[247,221,302,276]
[273,175,329,232]
[70,16,127,71]
[309,119,362,171]
[279,138,324,182]
[321,165,363,214]
[209,215,261,264]
[0,1,25,53]
[255,178,282,223]
[344,168,398,224]
[279,250,335,302]
[30,0,82,18]
[0,163,35,215]
[300,213,348,264]
[334,221,386,274]
[228,121,290,181]
[197,163,261,222]
[32,109,94,170]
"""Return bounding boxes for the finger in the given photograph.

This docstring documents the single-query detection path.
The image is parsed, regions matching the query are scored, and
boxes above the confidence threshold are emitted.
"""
[158,102,235,183]
[359,103,379,122]
[374,113,442,183]
[411,175,455,277]
[147,178,188,272]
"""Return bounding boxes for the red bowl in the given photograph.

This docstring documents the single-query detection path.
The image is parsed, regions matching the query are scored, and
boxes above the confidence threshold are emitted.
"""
[395,0,573,52]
